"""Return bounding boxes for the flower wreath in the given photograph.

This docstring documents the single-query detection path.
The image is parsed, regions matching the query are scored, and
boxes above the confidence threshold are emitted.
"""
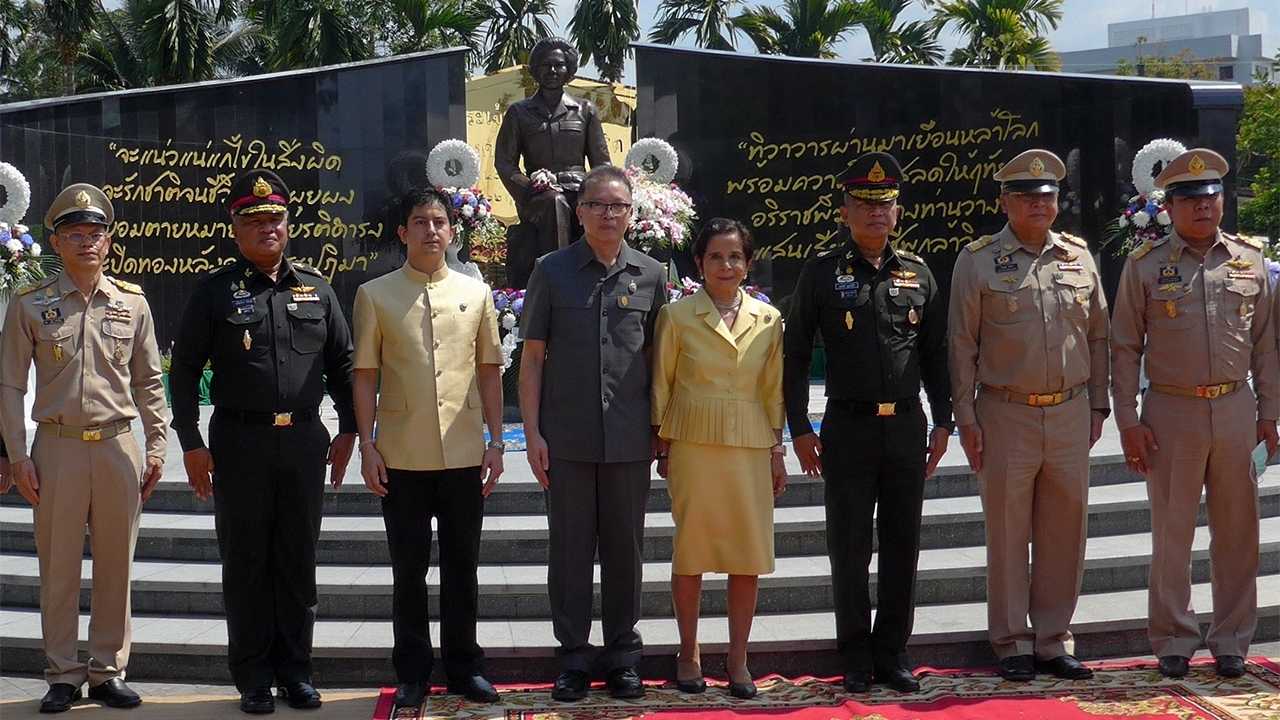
[1131,138,1186,198]
[426,139,482,189]
[0,162,32,226]
[626,138,679,185]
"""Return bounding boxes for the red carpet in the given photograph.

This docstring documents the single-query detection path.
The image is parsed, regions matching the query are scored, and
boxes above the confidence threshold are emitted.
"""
[373,658,1280,719]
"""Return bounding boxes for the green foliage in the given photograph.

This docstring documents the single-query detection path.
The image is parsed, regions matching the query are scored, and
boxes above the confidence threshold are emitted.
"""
[568,0,638,82]
[478,0,554,73]
[861,0,942,64]
[1114,37,1218,80]
[736,0,864,59]
[928,0,1062,71]
[1238,60,1280,239]
[648,0,750,51]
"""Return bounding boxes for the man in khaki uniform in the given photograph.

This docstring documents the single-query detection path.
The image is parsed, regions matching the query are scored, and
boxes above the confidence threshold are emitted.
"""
[353,186,506,710]
[0,184,168,713]
[949,150,1110,682]
[1112,148,1277,680]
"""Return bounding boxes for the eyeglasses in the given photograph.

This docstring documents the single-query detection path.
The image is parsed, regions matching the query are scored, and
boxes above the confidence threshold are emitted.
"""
[580,201,632,217]
[58,231,107,246]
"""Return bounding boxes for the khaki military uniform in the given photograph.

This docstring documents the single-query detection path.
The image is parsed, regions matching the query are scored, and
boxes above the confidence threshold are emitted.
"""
[0,272,167,687]
[1112,229,1276,659]
[352,263,503,684]
[949,225,1110,659]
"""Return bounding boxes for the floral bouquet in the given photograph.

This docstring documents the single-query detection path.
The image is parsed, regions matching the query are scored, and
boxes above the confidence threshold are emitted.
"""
[491,288,526,373]
[528,168,558,195]
[1106,138,1185,255]
[624,165,696,253]
[1,222,47,295]
[440,186,496,234]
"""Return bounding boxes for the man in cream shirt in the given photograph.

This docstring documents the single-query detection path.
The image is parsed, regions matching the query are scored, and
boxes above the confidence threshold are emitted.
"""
[353,186,506,709]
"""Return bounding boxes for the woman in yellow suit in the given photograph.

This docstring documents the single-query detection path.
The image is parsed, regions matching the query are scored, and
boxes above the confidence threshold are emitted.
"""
[653,218,787,699]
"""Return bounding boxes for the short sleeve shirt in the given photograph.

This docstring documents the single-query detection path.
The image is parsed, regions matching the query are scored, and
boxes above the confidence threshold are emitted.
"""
[520,239,667,463]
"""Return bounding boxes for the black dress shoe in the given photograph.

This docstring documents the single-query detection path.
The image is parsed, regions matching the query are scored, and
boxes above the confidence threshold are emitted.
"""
[1035,655,1094,680]
[1215,655,1246,678]
[392,682,428,708]
[277,682,322,709]
[551,670,590,702]
[1158,655,1190,678]
[87,678,142,708]
[39,683,82,714]
[447,675,499,703]
[239,688,275,714]
[877,668,920,693]
[998,654,1036,682]
[676,677,707,693]
[605,667,645,699]
[842,670,872,693]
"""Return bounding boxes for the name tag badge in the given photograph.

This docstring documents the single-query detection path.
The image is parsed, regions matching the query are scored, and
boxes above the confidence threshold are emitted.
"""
[995,263,1018,273]
[291,293,320,303]
[232,297,257,315]
[839,290,859,299]
[1228,270,1254,280]
[1057,262,1084,271]
[891,278,920,289]
[834,281,859,291]
[1157,275,1183,285]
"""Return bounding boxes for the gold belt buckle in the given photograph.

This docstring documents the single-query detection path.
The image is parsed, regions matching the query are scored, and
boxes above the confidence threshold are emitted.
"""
[1198,384,1223,399]
[82,429,102,441]
[274,412,293,427]
[876,402,896,417]
[1029,392,1061,407]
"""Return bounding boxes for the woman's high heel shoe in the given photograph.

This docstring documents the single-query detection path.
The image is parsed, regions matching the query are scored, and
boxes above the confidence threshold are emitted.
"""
[727,665,756,699]
[675,655,706,694]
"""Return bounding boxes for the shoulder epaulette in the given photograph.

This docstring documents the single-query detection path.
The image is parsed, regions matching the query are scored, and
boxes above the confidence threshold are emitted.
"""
[1058,231,1088,249]
[292,262,325,277]
[209,263,239,276]
[107,276,144,294]
[895,247,925,264]
[1233,233,1265,250]
[1129,238,1157,260]
[815,247,841,259]
[966,235,995,253]
[15,275,57,296]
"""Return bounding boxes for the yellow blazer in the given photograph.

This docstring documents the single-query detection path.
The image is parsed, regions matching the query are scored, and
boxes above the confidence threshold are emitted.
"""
[652,288,784,448]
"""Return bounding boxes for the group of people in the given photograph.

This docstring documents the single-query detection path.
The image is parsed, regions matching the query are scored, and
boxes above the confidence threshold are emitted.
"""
[0,140,1268,715]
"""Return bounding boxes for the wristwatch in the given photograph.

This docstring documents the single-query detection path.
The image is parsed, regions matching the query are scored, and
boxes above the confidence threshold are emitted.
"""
[486,440,505,453]
[771,444,787,456]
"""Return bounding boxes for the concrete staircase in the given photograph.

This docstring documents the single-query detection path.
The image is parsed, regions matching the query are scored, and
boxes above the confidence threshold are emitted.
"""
[2,404,1277,685]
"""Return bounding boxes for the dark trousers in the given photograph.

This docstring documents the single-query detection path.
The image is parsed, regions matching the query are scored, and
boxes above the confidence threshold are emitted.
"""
[821,400,927,674]
[381,467,485,683]
[209,413,329,691]
[546,458,650,673]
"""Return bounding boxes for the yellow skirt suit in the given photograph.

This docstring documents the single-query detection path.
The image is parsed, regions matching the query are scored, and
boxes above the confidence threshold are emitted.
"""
[652,289,785,575]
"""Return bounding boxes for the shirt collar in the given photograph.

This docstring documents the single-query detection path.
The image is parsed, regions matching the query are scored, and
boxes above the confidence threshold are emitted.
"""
[1166,228,1226,263]
[401,261,450,285]
[571,237,641,275]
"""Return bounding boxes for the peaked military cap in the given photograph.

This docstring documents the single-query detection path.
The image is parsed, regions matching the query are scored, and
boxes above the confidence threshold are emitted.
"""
[837,152,902,201]
[226,169,290,216]
[44,183,114,231]
[1155,148,1228,197]
[993,149,1065,194]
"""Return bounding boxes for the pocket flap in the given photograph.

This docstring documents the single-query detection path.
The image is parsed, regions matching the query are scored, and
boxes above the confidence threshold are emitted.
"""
[987,277,1025,293]
[38,326,74,341]
[288,303,326,321]
[1226,278,1260,297]
[1053,273,1093,289]
[889,290,926,306]
[102,322,135,339]
[614,292,652,312]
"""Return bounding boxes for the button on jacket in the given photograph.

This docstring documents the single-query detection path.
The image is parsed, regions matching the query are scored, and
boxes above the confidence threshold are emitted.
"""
[1112,228,1278,429]
[353,264,503,471]
[783,242,953,435]
[169,257,356,450]
[949,224,1111,427]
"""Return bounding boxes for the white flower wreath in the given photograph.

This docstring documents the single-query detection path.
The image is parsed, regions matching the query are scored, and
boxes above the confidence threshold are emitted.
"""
[626,138,679,184]
[1131,138,1186,197]
[426,139,482,189]
[0,161,32,226]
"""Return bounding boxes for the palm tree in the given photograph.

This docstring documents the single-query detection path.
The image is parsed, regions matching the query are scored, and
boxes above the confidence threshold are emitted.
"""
[567,0,638,82]
[737,0,865,58]
[45,0,101,93]
[927,0,1063,70]
[648,0,750,51]
[245,0,372,70]
[479,0,554,73]
[860,0,942,64]
[385,0,485,57]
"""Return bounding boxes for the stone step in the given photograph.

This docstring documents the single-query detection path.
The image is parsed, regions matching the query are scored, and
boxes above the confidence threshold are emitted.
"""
[2,517,1275,619]
[1,575,1275,683]
[7,474,1273,564]
[0,457,1143,515]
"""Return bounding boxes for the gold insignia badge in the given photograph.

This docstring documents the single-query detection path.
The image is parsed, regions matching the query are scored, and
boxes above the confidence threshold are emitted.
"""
[115,339,125,362]
[620,296,629,307]
[868,161,886,183]
[908,307,919,325]
[1226,258,1253,270]
[253,177,272,198]
[75,190,91,209]
[243,329,252,351]
[1007,297,1018,312]
[764,313,772,322]
[1241,299,1249,317]
[891,270,917,280]
[1189,154,1205,176]
[290,285,315,293]
[1029,157,1045,177]
[1003,243,1014,251]
[1001,275,1019,284]
[845,311,853,330]
[1166,300,1177,318]
[1159,284,1182,293]
[53,344,64,362]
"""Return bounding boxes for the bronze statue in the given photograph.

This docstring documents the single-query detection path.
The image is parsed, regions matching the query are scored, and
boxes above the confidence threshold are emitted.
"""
[495,37,611,287]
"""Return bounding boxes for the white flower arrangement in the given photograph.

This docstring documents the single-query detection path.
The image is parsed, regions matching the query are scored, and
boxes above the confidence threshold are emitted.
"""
[1,221,49,295]
[1131,138,1187,198]
[626,138,679,185]
[0,162,32,226]
[426,139,482,189]
[1106,139,1185,256]
[624,166,696,253]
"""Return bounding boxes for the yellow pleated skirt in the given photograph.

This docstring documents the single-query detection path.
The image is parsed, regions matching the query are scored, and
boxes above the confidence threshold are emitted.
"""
[667,440,775,576]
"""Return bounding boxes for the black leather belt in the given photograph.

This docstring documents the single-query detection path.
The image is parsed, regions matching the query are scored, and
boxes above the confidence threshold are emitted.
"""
[832,397,920,417]
[215,408,319,427]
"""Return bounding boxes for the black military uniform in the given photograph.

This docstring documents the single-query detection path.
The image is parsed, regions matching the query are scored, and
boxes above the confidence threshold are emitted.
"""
[783,153,953,684]
[169,170,356,697]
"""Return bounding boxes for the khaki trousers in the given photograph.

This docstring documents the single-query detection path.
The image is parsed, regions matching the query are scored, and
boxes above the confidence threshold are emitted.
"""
[30,427,142,686]
[1142,388,1259,658]
[975,391,1090,659]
